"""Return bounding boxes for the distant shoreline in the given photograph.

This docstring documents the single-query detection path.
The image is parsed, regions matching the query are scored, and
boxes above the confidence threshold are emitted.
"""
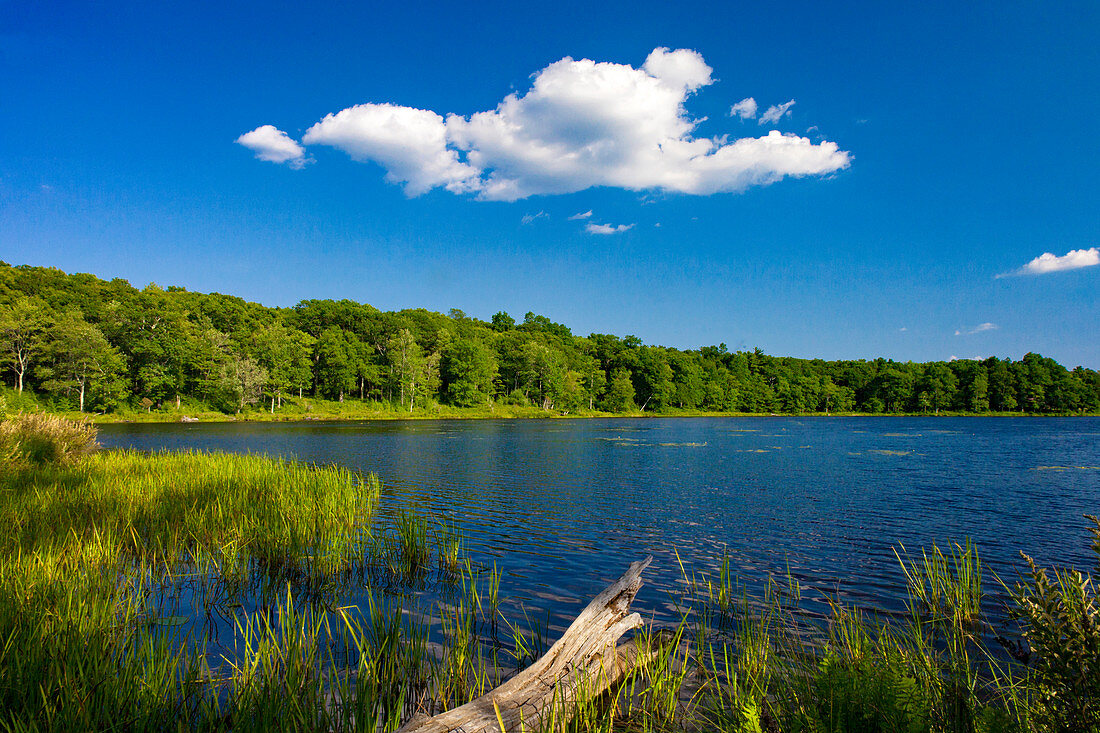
[81,408,1100,424]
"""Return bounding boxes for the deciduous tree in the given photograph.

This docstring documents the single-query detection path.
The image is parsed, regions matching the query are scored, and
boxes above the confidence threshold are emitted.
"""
[0,297,47,392]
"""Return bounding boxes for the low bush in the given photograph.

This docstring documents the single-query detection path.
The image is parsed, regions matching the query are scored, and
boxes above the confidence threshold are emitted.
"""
[1010,516,1100,732]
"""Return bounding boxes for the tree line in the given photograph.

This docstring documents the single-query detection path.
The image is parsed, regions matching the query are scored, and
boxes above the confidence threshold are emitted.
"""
[1,262,1097,415]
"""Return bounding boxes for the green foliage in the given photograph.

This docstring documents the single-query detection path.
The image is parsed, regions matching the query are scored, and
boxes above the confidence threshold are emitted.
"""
[0,296,48,392]
[382,328,412,407]
[211,353,268,412]
[0,386,43,417]
[797,648,929,733]
[316,326,358,400]
[393,507,432,574]
[1,262,1098,417]
[601,368,636,412]
[1010,517,1100,732]
[491,310,515,331]
[443,338,498,407]
[252,321,316,405]
[520,341,566,410]
[37,310,126,411]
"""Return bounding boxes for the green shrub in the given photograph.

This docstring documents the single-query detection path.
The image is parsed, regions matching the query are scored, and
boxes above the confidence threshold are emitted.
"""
[0,387,43,418]
[502,388,530,406]
[1011,516,1100,733]
[802,651,929,733]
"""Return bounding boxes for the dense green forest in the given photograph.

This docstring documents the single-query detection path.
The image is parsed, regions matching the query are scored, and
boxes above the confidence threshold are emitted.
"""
[1,261,1097,416]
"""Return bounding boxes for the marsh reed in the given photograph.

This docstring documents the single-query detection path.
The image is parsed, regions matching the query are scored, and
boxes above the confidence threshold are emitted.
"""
[0,414,1097,732]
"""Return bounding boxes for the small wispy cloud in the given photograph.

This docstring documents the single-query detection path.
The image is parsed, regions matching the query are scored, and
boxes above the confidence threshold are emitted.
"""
[236,125,310,168]
[521,211,549,225]
[898,327,908,332]
[568,210,593,220]
[730,97,757,120]
[954,322,997,336]
[950,355,986,362]
[997,247,1099,277]
[586,222,635,235]
[759,100,795,125]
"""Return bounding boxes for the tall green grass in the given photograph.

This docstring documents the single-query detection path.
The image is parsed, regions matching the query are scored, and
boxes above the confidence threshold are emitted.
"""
[1,415,1097,732]
[548,530,1099,733]
[0,415,465,730]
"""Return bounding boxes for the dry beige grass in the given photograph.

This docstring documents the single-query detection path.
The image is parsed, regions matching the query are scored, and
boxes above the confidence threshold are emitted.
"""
[0,412,98,467]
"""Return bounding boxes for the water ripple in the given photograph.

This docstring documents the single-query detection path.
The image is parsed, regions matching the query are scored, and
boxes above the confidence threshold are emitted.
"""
[98,417,1100,631]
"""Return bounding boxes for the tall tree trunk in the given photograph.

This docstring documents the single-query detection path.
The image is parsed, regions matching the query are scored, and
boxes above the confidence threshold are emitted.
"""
[270,396,275,413]
[79,380,85,413]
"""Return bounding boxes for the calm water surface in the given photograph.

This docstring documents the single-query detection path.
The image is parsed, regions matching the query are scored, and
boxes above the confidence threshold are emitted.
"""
[99,417,1100,633]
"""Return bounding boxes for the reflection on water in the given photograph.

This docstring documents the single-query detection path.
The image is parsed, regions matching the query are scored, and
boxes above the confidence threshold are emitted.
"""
[99,417,1100,630]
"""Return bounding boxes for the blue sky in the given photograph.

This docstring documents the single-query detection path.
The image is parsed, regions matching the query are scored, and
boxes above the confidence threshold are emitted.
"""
[1,1,1097,366]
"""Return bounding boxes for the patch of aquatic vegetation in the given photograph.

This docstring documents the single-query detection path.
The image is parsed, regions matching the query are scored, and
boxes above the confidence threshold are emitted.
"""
[1032,465,1100,471]
[596,436,646,447]
[867,449,913,456]
[881,432,922,437]
[657,442,708,447]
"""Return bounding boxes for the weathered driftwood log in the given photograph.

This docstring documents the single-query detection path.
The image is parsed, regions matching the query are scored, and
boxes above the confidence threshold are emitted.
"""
[398,556,654,733]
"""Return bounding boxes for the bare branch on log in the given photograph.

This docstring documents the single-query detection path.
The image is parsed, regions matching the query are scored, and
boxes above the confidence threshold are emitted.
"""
[398,556,654,733]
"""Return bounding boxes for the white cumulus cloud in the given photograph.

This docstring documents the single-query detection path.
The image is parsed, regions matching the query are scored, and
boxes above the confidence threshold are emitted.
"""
[301,103,480,195]
[236,125,309,168]
[759,100,796,125]
[586,222,634,235]
[247,49,849,200]
[998,247,1100,277]
[568,210,593,220]
[641,46,714,92]
[730,97,758,120]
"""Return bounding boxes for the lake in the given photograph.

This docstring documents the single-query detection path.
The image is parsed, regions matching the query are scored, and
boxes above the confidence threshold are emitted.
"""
[98,416,1100,635]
